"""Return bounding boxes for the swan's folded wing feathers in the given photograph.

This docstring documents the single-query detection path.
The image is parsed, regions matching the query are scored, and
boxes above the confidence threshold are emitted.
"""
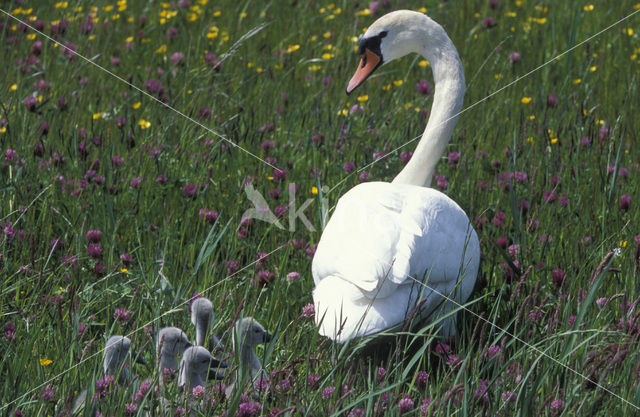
[313,183,430,291]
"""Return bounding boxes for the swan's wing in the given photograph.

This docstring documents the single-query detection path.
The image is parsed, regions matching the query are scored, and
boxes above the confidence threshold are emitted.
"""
[312,183,428,296]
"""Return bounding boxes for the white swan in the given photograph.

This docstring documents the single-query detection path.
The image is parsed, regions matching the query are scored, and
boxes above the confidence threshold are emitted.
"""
[190,297,224,351]
[312,10,480,343]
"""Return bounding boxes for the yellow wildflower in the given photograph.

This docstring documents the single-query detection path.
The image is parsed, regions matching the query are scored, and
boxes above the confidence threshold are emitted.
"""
[40,359,53,366]
[584,4,594,11]
[357,95,368,102]
[418,60,429,67]
[311,186,318,195]
[155,44,167,53]
[138,119,151,129]
[132,102,141,109]
[521,97,532,104]
[393,80,403,86]
[10,83,17,91]
[93,112,103,120]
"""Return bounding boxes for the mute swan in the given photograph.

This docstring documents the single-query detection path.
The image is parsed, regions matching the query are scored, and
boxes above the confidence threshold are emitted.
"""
[312,10,480,343]
[224,317,273,397]
[72,335,146,413]
[190,297,224,351]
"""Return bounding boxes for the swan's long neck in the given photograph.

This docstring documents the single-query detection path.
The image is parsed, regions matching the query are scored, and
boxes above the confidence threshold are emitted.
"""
[392,25,465,187]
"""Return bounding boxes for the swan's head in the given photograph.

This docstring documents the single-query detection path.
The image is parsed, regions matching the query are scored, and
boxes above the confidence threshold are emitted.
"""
[156,327,192,358]
[103,335,145,383]
[178,346,226,389]
[234,317,273,349]
[190,297,214,345]
[347,10,437,94]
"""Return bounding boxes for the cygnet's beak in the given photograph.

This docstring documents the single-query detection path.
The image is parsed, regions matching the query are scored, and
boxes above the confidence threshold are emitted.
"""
[132,350,147,365]
[263,332,273,343]
[208,368,227,380]
[184,341,193,350]
[346,48,382,94]
[210,356,227,369]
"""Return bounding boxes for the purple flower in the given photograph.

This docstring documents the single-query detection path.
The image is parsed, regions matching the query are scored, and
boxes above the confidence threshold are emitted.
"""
[502,391,517,403]
[551,268,565,288]
[124,403,138,415]
[62,41,76,60]
[415,371,428,388]
[199,209,219,224]
[398,396,414,415]
[496,237,508,249]
[4,321,16,341]
[170,52,185,66]
[435,175,449,190]
[253,269,275,287]
[420,398,431,415]
[41,385,55,402]
[120,253,133,267]
[322,386,335,399]
[114,308,134,323]
[192,385,206,399]
[87,229,102,243]
[568,315,576,326]
[259,121,275,134]
[547,94,558,108]
[620,194,631,211]
[156,175,168,185]
[483,17,496,28]
[301,303,315,318]
[183,183,197,198]
[111,155,125,167]
[416,80,431,95]
[400,151,412,165]
[508,51,521,63]
[596,297,608,308]
[32,40,43,55]
[273,168,287,182]
[130,176,142,189]
[369,1,380,15]
[447,152,460,166]
[307,374,320,389]
[237,401,262,417]
[24,96,38,111]
[550,399,566,415]
[343,161,356,172]
[226,259,239,274]
[377,366,387,381]
[87,244,102,259]
[359,171,370,182]
[543,190,557,204]
[487,345,500,359]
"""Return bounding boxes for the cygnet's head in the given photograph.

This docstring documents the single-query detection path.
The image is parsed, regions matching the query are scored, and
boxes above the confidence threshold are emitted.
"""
[347,10,445,93]
[234,317,273,349]
[178,346,226,390]
[190,297,214,346]
[103,335,145,383]
[156,327,192,359]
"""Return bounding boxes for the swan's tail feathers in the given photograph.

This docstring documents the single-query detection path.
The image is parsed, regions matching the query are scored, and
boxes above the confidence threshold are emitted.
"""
[313,275,388,343]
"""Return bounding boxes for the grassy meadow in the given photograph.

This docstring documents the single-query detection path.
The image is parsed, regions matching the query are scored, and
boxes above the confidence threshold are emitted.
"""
[1,0,640,415]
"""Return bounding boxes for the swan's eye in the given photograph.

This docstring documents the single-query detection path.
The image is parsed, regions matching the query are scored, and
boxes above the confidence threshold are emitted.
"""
[379,31,388,38]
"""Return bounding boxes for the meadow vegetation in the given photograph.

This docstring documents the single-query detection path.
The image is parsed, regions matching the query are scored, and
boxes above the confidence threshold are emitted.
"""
[1,0,640,415]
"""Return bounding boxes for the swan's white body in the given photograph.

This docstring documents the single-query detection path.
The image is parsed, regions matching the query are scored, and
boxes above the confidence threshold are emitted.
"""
[312,10,480,343]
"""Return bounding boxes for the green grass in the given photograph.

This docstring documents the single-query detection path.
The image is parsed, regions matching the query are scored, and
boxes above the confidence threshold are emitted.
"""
[1,0,640,415]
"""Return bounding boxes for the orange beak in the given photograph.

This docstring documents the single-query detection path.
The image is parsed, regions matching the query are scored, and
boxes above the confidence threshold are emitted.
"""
[346,48,382,94]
